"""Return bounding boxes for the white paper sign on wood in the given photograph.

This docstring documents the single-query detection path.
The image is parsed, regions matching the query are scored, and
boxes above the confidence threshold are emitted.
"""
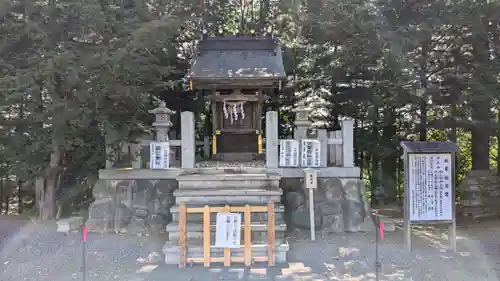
[215,213,241,248]
[279,140,300,167]
[149,142,170,169]
[300,140,321,168]
[408,153,453,221]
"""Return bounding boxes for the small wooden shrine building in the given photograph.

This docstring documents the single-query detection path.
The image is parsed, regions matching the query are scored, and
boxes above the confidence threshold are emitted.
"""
[186,36,286,161]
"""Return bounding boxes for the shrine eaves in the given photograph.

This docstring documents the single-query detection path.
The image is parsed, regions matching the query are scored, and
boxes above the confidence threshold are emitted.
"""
[186,36,287,89]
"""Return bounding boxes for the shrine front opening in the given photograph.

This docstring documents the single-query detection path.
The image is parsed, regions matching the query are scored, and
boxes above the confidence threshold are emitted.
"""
[209,89,267,160]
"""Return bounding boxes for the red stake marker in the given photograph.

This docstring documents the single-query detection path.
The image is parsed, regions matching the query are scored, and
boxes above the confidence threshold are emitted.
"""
[82,226,88,242]
[379,219,385,240]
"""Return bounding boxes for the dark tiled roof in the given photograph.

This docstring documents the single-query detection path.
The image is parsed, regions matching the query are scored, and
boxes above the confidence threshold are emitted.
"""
[187,36,286,80]
[400,141,460,153]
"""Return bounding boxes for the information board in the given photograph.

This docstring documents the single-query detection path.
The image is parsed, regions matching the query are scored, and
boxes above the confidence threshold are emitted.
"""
[301,140,321,168]
[407,153,453,221]
[279,140,300,167]
[149,142,170,169]
[214,213,241,248]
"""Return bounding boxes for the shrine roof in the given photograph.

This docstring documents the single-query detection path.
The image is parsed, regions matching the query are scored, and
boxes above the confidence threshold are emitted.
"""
[400,141,459,153]
[187,36,286,82]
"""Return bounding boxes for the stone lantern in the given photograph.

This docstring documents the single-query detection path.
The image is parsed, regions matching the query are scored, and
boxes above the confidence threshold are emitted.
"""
[148,101,175,142]
[292,101,312,139]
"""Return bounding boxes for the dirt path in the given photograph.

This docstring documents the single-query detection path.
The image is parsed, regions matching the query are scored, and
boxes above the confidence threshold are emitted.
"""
[1,215,500,281]
[0,216,31,247]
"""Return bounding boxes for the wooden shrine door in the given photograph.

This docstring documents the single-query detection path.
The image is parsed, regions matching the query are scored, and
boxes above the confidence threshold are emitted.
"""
[216,101,258,154]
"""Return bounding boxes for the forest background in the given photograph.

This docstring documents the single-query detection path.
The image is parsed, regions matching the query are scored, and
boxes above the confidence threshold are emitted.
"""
[0,0,498,219]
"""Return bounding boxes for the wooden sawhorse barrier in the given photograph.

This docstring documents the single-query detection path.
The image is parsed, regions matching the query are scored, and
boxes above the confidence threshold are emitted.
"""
[178,202,276,268]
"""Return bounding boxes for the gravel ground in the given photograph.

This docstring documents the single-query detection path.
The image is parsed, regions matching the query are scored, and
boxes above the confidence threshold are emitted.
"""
[1,217,500,281]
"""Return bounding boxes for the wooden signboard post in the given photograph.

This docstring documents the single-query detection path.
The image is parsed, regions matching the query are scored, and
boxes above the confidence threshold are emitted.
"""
[400,141,459,252]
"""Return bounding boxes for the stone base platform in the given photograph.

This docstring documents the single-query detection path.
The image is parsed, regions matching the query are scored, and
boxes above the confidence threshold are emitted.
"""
[162,242,289,265]
[281,178,375,232]
[176,172,280,189]
[459,170,500,218]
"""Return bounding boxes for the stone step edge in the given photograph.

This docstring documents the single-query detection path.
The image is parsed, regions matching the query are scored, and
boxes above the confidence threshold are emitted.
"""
[163,242,290,252]
[170,204,285,212]
[177,174,281,181]
[174,189,283,196]
[177,184,280,189]
[166,223,287,232]
[177,183,281,187]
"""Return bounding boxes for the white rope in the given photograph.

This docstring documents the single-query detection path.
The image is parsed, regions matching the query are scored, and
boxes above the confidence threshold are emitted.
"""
[223,101,229,119]
[222,100,246,122]
[233,104,238,121]
[240,102,245,119]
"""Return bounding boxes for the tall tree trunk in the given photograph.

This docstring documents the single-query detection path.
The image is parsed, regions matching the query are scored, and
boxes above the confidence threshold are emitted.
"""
[396,148,403,207]
[471,100,491,170]
[35,139,61,220]
[418,40,431,141]
[0,177,4,214]
[449,89,458,143]
[381,107,397,204]
[240,0,246,34]
[471,23,492,170]
[370,106,382,205]
[258,0,269,34]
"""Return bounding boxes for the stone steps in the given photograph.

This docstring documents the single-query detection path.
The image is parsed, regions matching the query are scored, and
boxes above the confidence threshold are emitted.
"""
[211,152,264,162]
[174,188,282,196]
[164,170,288,265]
[177,173,280,189]
[163,242,289,265]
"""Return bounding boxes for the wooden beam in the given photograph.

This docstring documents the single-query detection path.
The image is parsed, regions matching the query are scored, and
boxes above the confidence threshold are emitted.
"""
[206,94,269,102]
[203,205,211,267]
[186,206,268,213]
[186,256,269,263]
[180,203,277,268]
[179,203,187,268]
[267,201,276,267]
[244,204,252,266]
[223,205,231,267]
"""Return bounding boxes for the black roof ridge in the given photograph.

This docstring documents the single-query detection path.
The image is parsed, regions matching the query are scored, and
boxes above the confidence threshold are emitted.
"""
[198,36,280,52]
[201,35,276,41]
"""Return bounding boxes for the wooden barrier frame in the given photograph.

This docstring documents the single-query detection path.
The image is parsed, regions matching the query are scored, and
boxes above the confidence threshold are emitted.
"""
[178,202,276,268]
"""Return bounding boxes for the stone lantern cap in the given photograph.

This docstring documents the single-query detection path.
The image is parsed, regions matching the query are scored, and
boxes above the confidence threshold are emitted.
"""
[149,101,175,115]
[149,102,176,127]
